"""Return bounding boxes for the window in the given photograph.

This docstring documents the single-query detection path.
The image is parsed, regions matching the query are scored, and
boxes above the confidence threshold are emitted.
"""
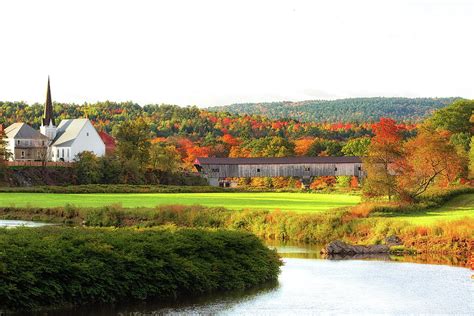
[358,166,362,171]
[86,132,89,136]
[17,140,20,145]
[57,149,59,157]
[21,151,25,158]
[257,168,261,172]
[62,149,64,157]
[334,167,338,171]
[42,141,45,146]
[67,149,70,158]
[211,168,219,172]
[304,167,310,172]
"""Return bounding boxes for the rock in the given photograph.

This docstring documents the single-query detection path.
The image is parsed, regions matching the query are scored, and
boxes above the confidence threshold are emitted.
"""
[384,235,402,246]
[321,240,390,255]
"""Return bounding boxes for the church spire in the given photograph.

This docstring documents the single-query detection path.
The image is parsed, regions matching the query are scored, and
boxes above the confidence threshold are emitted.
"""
[42,76,55,126]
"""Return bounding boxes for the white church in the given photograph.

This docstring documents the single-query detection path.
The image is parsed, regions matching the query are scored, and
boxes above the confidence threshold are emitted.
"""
[4,78,105,162]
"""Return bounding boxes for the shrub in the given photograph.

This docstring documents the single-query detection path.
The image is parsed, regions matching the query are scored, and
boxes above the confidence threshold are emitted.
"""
[0,227,281,311]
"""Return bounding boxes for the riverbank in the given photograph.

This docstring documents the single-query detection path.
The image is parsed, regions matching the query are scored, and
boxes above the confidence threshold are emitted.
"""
[1,199,472,261]
[0,226,281,312]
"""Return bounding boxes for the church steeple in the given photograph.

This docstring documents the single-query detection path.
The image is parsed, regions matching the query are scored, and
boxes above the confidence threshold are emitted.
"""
[42,76,55,126]
[40,76,57,141]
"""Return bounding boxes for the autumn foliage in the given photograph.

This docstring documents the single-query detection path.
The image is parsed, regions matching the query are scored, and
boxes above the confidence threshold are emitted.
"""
[397,127,466,198]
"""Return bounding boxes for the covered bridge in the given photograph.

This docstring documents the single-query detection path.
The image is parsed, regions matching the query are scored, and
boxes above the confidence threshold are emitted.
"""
[194,156,363,187]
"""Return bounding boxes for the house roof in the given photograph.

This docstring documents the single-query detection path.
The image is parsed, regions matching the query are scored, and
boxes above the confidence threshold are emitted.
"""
[4,123,49,140]
[195,156,362,165]
[98,131,116,148]
[51,118,89,147]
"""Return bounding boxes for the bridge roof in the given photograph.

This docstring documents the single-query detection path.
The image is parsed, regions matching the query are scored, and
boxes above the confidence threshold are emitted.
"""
[195,156,362,165]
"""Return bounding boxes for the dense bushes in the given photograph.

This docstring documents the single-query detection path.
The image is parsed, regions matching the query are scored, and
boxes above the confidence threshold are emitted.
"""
[0,205,348,243]
[0,227,281,311]
[3,165,209,187]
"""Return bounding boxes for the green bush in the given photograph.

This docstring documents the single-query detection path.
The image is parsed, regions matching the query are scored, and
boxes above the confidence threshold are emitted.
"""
[0,227,281,311]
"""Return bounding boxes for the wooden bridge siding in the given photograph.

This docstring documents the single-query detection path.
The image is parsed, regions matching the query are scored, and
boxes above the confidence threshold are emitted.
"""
[201,163,362,178]
[201,164,238,178]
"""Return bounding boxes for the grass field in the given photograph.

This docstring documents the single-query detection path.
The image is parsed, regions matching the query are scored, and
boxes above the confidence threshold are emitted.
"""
[0,192,361,213]
[382,194,474,225]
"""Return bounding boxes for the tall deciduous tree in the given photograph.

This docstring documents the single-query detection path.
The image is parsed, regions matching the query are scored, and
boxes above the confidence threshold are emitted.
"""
[294,138,315,156]
[363,118,405,200]
[114,118,151,170]
[398,128,465,198]
[74,151,101,185]
[149,143,182,172]
[341,137,371,157]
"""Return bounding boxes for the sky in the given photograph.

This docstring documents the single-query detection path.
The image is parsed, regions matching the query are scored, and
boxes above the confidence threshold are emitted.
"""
[0,0,473,107]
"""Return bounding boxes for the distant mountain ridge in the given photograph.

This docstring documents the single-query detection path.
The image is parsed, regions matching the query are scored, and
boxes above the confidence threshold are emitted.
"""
[209,97,460,122]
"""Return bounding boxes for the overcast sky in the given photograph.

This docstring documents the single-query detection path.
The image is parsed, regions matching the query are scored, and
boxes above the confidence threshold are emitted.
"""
[0,0,473,107]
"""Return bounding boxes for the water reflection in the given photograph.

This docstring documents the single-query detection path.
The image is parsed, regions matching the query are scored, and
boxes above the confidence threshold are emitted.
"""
[22,257,472,316]
[20,282,280,316]
[268,240,470,268]
[0,219,51,228]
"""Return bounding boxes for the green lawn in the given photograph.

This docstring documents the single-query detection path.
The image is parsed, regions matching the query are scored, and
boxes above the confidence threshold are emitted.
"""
[0,192,361,213]
[383,194,474,225]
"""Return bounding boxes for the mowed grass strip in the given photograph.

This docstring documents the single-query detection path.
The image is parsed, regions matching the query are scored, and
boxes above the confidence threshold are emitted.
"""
[382,193,474,225]
[0,192,361,213]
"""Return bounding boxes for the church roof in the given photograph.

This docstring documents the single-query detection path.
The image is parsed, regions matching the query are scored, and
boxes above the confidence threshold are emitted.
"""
[4,123,49,140]
[51,118,89,147]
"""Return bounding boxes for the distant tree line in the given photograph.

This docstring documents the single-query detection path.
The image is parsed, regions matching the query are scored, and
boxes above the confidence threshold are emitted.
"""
[210,97,460,123]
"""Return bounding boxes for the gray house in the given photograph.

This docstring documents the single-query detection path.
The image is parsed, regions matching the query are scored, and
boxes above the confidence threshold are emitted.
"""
[4,123,49,161]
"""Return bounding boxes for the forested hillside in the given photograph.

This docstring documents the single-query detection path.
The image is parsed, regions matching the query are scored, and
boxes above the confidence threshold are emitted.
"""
[0,101,381,141]
[209,97,459,122]
[0,99,472,188]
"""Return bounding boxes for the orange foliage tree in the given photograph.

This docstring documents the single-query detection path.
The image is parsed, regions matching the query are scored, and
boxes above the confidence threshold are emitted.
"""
[220,134,240,147]
[175,138,212,170]
[363,118,405,200]
[294,138,315,156]
[397,128,466,198]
